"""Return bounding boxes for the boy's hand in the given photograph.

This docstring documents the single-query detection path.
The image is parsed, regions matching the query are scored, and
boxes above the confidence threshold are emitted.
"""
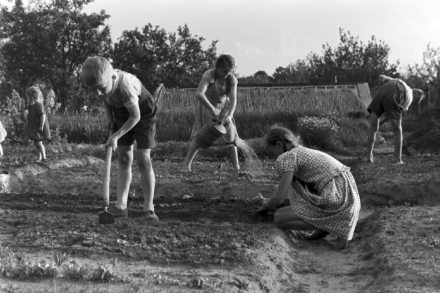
[106,134,118,152]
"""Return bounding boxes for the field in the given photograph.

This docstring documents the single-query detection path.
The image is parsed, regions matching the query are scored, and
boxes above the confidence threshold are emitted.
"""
[0,126,439,292]
[1,89,439,292]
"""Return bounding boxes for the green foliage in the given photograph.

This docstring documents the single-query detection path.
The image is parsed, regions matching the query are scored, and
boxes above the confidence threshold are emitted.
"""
[0,0,112,110]
[49,111,108,144]
[272,60,310,83]
[113,24,218,91]
[297,115,340,150]
[306,28,399,85]
[405,44,440,90]
[0,242,124,282]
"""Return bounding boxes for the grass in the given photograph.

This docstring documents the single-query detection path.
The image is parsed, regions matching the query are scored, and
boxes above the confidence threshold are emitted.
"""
[1,87,372,159]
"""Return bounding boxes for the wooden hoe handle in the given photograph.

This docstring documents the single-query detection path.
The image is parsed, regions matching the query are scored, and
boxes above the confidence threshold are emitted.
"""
[103,146,112,207]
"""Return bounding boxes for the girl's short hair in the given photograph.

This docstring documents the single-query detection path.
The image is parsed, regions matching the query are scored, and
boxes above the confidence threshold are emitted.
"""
[81,56,113,86]
[263,125,301,148]
[26,86,43,104]
[215,54,235,70]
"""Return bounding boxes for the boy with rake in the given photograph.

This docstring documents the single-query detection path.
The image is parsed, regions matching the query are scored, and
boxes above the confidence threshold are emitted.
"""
[81,56,158,221]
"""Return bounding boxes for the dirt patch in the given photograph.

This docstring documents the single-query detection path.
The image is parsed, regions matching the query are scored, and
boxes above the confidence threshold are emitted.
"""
[1,145,440,292]
[404,108,440,155]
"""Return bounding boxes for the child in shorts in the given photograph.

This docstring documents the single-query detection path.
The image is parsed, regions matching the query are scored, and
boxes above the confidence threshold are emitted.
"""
[26,86,51,163]
[81,56,159,221]
[0,116,6,157]
[365,75,424,164]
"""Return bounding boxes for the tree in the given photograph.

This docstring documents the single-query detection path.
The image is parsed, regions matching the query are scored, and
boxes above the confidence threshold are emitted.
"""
[112,24,218,91]
[306,29,399,86]
[0,0,113,110]
[237,71,273,84]
[406,44,440,90]
[272,60,310,83]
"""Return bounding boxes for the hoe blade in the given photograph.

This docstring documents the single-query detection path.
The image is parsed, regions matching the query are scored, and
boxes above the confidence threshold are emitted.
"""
[98,207,115,225]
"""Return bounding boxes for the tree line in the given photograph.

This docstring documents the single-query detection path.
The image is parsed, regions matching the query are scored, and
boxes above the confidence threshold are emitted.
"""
[1,0,439,113]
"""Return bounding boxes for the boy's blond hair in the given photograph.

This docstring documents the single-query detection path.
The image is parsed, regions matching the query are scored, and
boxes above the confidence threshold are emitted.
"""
[81,56,113,86]
[26,86,44,104]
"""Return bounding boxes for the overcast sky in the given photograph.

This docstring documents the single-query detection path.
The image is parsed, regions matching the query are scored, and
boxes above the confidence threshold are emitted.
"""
[12,0,440,76]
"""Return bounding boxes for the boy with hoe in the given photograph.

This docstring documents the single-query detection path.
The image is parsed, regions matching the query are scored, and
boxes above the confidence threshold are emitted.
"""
[81,56,159,221]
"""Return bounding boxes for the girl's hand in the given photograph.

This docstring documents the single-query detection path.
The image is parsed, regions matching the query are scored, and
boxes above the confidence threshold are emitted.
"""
[210,107,221,118]
[38,126,43,133]
[256,203,272,216]
[223,116,233,125]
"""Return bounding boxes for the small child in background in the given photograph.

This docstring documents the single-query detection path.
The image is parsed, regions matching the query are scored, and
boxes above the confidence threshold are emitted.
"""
[26,86,51,163]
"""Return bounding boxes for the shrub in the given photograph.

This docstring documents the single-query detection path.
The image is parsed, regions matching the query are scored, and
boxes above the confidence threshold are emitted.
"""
[297,115,339,150]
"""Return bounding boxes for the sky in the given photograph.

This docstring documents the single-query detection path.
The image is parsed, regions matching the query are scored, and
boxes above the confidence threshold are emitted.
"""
[6,0,440,77]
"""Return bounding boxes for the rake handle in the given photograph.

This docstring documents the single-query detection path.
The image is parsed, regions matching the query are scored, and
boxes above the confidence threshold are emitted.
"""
[103,146,112,207]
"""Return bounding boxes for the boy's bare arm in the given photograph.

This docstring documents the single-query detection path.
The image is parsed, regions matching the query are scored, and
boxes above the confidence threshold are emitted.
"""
[112,103,140,140]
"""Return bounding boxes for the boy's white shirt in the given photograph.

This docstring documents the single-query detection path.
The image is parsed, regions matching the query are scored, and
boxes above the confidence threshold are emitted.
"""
[105,70,140,108]
[400,80,413,111]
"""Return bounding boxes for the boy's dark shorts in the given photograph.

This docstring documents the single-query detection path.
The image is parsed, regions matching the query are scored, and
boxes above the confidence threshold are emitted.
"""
[367,80,406,120]
[116,122,156,149]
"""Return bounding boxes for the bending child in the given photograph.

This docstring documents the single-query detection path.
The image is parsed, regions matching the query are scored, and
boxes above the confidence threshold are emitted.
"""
[81,56,158,221]
[182,54,240,172]
[257,126,361,249]
[366,74,424,164]
[26,86,51,163]
[0,116,6,157]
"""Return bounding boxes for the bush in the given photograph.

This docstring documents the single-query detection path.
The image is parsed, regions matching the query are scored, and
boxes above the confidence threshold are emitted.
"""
[297,115,340,150]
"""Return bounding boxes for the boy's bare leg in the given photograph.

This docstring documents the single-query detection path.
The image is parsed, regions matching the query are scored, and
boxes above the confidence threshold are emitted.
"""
[390,118,403,164]
[228,145,240,170]
[181,141,199,172]
[366,113,380,163]
[137,149,155,212]
[116,145,133,210]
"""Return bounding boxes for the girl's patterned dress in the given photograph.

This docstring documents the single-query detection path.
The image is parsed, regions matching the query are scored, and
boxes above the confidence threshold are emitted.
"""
[275,146,361,240]
[191,69,239,146]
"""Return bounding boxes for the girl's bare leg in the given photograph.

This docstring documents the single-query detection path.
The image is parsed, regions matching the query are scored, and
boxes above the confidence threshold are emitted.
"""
[228,145,240,170]
[182,141,200,172]
[34,140,46,160]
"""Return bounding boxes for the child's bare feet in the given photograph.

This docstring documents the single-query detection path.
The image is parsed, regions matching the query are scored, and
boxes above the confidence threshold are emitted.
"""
[142,210,159,221]
[180,163,192,172]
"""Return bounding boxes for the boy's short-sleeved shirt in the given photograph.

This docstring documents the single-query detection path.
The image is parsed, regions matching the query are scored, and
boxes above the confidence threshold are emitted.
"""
[104,70,141,108]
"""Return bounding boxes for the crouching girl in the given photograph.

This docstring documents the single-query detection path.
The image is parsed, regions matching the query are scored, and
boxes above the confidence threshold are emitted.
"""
[257,126,360,249]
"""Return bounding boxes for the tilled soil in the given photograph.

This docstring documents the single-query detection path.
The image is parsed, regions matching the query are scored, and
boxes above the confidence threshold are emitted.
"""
[1,149,440,293]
